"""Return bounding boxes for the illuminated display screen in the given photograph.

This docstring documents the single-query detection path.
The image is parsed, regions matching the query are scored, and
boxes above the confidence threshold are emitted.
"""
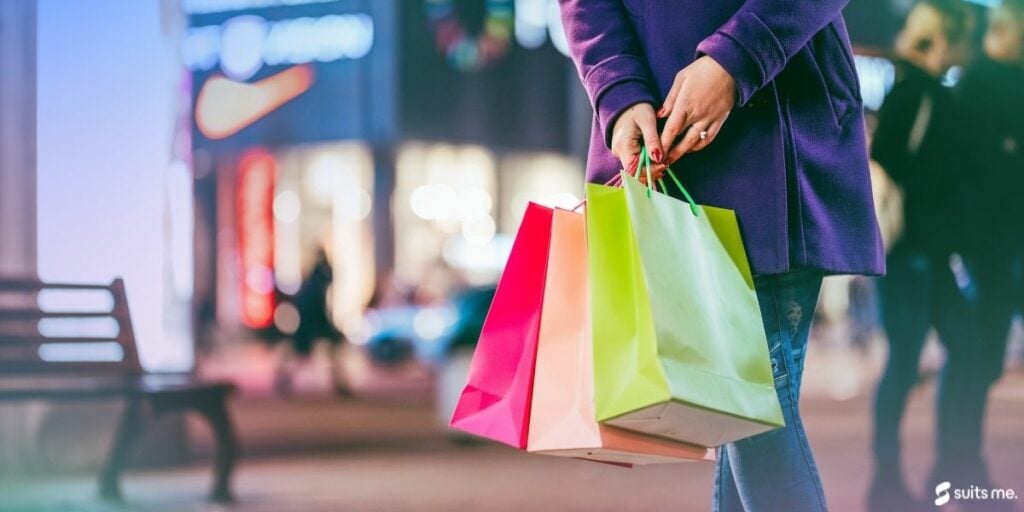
[187,0,396,154]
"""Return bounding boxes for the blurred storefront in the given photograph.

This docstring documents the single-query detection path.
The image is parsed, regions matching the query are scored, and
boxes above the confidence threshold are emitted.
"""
[202,143,376,338]
[183,0,588,369]
[388,0,587,306]
[184,0,393,350]
[188,0,989,381]
[186,0,921,349]
[28,0,992,375]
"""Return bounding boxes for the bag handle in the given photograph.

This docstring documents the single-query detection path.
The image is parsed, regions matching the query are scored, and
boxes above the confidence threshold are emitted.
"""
[572,173,623,211]
[636,147,700,217]
[575,148,700,218]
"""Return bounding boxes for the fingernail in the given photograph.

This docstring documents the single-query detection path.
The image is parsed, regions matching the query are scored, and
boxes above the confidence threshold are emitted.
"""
[657,107,667,118]
[651,149,663,163]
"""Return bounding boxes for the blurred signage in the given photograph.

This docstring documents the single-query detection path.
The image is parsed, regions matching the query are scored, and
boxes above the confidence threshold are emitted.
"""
[196,64,315,139]
[187,0,396,154]
[236,150,277,329]
[182,13,374,79]
[424,0,514,71]
[182,0,340,14]
[422,0,568,72]
[400,0,577,151]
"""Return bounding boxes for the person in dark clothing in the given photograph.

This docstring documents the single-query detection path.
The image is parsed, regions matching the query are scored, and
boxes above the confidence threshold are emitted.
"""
[293,250,342,351]
[868,1,976,510]
[275,248,352,397]
[952,0,1024,504]
[961,0,1024,386]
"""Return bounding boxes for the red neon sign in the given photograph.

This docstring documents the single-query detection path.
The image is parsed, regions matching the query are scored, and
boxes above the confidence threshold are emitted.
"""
[236,149,276,329]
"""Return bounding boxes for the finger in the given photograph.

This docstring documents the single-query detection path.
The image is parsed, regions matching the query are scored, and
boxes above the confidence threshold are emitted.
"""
[611,106,646,172]
[660,101,692,154]
[637,168,665,185]
[658,77,683,119]
[647,163,667,183]
[672,121,711,160]
[690,115,727,153]
[664,139,686,167]
[621,152,640,176]
[635,109,664,164]
[632,164,646,184]
[628,164,665,189]
[612,133,641,174]
[634,160,657,185]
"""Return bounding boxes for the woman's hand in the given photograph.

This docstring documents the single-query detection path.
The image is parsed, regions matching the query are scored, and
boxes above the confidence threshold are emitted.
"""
[610,102,665,183]
[658,56,737,164]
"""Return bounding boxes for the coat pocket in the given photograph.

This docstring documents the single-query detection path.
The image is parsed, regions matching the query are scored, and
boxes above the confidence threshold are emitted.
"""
[826,23,862,100]
[621,0,645,19]
[807,24,863,126]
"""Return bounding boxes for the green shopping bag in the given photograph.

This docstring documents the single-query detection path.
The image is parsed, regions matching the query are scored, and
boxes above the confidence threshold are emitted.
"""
[587,150,784,448]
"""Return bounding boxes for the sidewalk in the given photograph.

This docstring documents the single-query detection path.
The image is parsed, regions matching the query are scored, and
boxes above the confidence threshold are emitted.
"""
[3,369,1023,512]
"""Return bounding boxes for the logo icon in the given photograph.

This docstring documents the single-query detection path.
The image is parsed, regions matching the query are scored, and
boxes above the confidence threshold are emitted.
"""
[936,481,952,506]
[195,65,314,140]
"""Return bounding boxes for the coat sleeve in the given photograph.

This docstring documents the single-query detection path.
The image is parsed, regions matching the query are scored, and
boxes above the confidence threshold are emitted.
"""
[558,0,658,148]
[695,0,849,106]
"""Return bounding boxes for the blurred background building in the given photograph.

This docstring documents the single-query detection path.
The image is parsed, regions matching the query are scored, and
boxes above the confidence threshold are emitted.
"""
[1,0,1022,510]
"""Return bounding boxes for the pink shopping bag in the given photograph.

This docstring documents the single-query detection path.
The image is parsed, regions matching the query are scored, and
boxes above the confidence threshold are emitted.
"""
[449,202,553,448]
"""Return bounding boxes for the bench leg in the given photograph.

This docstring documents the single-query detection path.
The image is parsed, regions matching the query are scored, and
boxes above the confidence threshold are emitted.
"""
[99,398,145,501]
[191,395,237,503]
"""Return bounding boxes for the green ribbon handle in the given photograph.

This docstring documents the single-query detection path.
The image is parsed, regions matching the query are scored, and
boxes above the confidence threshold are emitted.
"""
[663,166,699,217]
[642,147,654,198]
[636,147,700,217]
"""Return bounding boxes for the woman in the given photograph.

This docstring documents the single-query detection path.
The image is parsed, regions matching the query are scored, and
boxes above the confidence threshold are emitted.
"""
[956,0,1024,504]
[558,1,884,511]
[867,1,975,510]
[275,248,351,397]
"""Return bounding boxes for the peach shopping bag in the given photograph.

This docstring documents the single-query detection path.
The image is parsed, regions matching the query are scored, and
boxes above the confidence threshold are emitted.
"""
[526,208,713,465]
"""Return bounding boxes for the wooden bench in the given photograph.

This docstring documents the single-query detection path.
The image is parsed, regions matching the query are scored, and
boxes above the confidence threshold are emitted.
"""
[0,277,237,503]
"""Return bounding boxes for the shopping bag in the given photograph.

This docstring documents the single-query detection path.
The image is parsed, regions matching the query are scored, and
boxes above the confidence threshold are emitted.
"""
[587,155,784,448]
[449,202,553,449]
[527,207,713,464]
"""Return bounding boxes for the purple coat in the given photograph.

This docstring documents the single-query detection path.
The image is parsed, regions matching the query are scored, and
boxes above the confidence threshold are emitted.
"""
[560,0,885,276]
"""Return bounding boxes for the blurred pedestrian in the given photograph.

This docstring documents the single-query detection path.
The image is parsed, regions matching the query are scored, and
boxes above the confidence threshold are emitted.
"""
[961,0,1024,379]
[953,0,1024,502]
[275,247,352,398]
[867,1,976,510]
[559,1,884,510]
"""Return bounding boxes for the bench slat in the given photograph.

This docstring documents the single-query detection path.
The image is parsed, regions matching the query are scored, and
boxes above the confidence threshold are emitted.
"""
[0,361,133,375]
[0,336,121,345]
[0,279,111,291]
[0,310,114,320]
[0,277,140,376]
[0,374,233,400]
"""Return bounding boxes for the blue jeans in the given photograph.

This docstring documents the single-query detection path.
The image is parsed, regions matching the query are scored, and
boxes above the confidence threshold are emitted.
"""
[713,270,827,512]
